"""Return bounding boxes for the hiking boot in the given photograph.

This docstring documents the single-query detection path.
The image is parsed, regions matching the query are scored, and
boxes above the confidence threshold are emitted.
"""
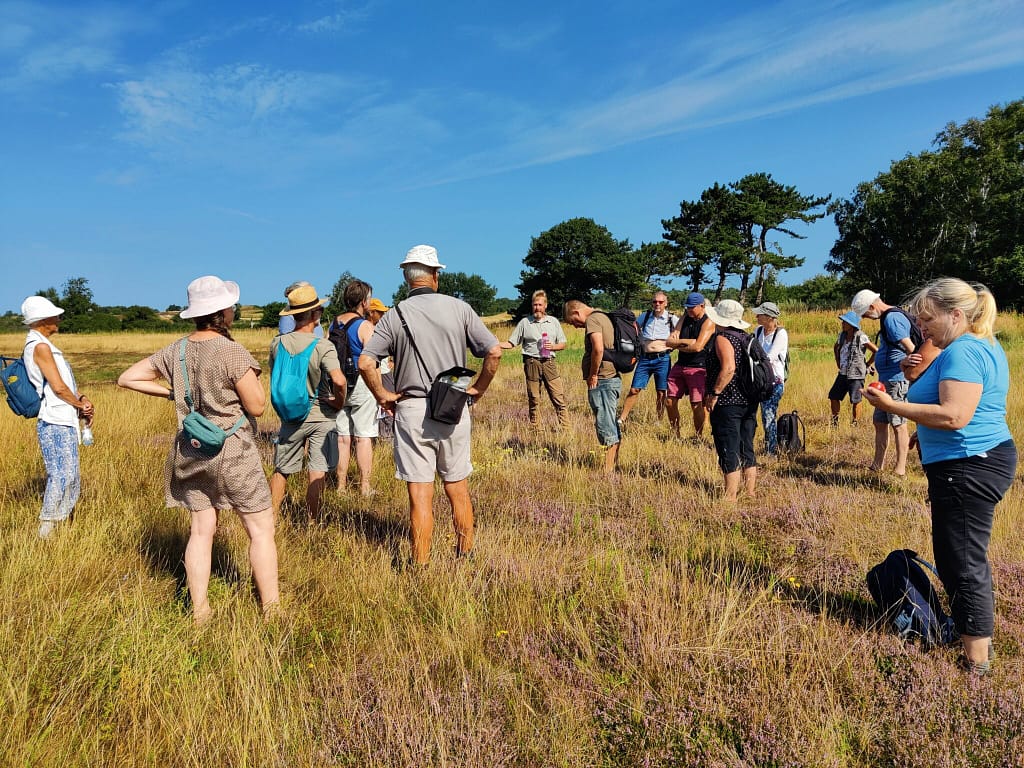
[830,415,839,428]
[617,417,626,434]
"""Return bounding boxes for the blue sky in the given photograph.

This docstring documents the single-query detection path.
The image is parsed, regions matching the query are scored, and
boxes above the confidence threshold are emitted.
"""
[2,0,1022,313]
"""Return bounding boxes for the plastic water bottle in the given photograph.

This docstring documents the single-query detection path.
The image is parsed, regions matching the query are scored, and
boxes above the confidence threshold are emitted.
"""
[81,425,94,446]
[540,332,551,359]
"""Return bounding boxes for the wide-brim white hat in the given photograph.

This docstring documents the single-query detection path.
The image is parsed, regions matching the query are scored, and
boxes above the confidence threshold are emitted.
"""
[399,244,446,270]
[705,299,750,330]
[22,295,65,325]
[180,276,241,319]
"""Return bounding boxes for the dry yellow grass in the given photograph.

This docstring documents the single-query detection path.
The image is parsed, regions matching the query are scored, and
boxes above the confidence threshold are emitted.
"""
[1,316,1022,766]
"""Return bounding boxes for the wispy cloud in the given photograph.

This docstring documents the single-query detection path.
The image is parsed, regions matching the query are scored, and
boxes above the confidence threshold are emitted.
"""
[0,1,148,91]
[457,20,560,52]
[211,206,272,225]
[430,0,1024,184]
[296,1,373,34]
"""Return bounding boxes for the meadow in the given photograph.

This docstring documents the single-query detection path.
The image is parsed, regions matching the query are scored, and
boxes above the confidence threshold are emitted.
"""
[2,310,1023,767]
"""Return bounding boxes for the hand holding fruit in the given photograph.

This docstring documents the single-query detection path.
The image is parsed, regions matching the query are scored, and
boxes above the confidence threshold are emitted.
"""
[864,379,892,409]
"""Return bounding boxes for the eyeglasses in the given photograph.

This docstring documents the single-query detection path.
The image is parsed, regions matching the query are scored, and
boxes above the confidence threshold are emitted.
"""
[652,300,666,305]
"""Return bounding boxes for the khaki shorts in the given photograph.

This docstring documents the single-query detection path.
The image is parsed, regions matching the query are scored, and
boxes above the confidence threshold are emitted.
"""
[873,379,910,427]
[392,397,472,483]
[336,380,379,438]
[275,419,338,475]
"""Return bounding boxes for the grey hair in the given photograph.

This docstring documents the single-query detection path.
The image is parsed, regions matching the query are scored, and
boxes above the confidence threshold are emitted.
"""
[403,264,436,285]
[283,280,311,298]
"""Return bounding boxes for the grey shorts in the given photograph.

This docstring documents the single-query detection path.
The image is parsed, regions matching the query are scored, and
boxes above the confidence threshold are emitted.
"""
[872,379,909,426]
[336,380,379,438]
[275,418,338,475]
[392,397,472,483]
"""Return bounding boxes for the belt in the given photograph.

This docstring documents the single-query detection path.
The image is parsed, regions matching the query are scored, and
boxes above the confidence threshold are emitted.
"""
[640,351,670,359]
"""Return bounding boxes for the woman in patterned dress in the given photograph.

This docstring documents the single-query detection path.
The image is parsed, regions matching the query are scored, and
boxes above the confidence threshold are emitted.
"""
[118,276,279,623]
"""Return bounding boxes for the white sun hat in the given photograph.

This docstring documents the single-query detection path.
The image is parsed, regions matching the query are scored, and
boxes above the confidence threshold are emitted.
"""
[851,289,881,317]
[399,244,446,270]
[179,276,241,319]
[705,299,750,330]
[21,296,65,325]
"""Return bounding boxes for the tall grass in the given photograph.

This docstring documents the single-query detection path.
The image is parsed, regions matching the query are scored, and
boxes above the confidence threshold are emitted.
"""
[1,316,1023,766]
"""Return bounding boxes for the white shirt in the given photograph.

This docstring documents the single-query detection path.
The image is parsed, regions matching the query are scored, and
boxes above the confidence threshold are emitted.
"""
[23,329,79,428]
[756,326,789,383]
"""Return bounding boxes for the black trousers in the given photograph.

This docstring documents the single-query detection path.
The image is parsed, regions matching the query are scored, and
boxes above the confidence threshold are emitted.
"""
[925,440,1017,637]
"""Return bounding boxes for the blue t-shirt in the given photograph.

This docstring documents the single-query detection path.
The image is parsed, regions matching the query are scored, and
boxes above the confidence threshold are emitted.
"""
[875,311,911,382]
[907,334,1012,464]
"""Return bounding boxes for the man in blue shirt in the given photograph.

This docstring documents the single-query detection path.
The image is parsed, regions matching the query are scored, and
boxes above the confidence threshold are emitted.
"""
[852,289,915,476]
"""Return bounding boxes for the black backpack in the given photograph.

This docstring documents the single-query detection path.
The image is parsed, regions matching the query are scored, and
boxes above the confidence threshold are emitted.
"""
[775,410,805,453]
[866,549,958,649]
[879,307,924,352]
[729,330,776,403]
[327,316,363,389]
[598,308,640,374]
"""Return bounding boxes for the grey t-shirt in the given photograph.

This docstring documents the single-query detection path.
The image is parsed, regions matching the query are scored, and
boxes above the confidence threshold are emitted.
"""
[362,291,499,397]
[508,315,567,358]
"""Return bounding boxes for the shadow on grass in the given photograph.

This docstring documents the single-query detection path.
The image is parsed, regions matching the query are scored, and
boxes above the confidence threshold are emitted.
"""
[775,454,893,491]
[9,477,47,503]
[139,518,239,608]
[333,503,410,568]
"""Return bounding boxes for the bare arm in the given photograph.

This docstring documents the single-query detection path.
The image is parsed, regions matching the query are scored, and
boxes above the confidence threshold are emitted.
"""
[668,321,714,353]
[234,368,266,417]
[587,331,604,389]
[705,335,735,411]
[864,378,982,430]
[117,357,170,398]
[467,344,502,400]
[900,338,940,382]
[359,354,398,413]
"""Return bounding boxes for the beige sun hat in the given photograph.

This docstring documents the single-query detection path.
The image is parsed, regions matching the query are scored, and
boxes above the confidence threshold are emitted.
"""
[705,299,750,330]
[179,276,241,319]
[279,283,329,316]
[399,244,446,270]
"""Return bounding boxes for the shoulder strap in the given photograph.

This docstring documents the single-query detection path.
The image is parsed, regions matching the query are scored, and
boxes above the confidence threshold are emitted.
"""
[393,303,433,389]
[178,338,196,413]
[640,310,653,329]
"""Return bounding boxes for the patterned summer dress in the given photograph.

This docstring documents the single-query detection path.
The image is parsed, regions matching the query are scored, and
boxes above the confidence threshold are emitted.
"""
[150,335,271,514]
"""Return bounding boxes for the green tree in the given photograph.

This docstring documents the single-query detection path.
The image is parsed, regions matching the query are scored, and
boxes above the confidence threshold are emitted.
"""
[260,302,286,328]
[829,100,1024,307]
[326,271,359,319]
[391,272,498,316]
[515,217,634,315]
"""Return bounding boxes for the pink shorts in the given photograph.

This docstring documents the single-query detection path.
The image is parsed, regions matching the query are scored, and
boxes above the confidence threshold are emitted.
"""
[667,365,706,403]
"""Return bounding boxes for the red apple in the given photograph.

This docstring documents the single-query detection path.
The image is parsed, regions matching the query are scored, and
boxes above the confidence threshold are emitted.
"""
[867,381,886,392]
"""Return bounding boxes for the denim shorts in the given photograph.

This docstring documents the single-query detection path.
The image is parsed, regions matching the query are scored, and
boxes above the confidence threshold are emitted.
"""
[630,354,670,392]
[587,377,622,446]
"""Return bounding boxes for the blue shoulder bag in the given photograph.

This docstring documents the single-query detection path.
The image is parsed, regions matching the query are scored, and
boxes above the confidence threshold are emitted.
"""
[179,339,248,457]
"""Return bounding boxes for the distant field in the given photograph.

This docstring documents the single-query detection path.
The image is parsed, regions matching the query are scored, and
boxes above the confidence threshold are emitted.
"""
[1,311,1022,766]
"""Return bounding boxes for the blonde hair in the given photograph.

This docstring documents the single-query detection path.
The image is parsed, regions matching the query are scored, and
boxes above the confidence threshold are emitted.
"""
[563,299,585,321]
[909,277,997,340]
[531,290,547,303]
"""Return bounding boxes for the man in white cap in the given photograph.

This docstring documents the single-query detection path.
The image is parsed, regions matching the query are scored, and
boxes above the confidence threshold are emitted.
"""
[851,289,928,476]
[359,245,502,565]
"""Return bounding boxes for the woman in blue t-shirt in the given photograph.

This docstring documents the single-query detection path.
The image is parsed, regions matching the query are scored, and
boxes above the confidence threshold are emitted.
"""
[865,278,1016,675]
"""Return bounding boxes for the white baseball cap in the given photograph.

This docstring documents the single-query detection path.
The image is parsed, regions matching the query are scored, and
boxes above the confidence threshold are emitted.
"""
[399,244,446,270]
[21,296,65,325]
[179,276,241,319]
[851,289,881,317]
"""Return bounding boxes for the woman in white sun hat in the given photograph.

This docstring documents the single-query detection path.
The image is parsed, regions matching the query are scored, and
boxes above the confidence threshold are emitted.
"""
[21,295,95,539]
[118,276,279,624]
[703,299,759,502]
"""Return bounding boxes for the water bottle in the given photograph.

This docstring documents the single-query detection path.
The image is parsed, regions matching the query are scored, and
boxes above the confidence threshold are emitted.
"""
[81,424,94,446]
[540,332,551,359]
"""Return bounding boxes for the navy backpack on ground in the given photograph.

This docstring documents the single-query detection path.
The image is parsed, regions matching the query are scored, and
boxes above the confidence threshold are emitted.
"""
[776,410,805,454]
[866,549,958,648]
[1,354,42,418]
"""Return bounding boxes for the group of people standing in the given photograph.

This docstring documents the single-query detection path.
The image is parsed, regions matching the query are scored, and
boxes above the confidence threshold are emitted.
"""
[15,261,1017,674]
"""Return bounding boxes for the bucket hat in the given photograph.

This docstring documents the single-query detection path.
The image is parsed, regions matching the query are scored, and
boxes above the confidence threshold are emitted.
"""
[684,292,706,308]
[179,276,240,319]
[279,283,328,316]
[752,301,780,318]
[851,289,881,317]
[838,310,861,329]
[21,296,65,325]
[705,299,750,330]
[399,244,446,270]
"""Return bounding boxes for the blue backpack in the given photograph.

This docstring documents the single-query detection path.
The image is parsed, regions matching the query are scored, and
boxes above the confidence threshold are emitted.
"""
[1,354,42,418]
[866,549,958,648]
[270,339,318,423]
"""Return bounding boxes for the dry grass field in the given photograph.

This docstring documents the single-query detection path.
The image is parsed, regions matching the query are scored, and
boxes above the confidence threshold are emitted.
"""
[2,310,1023,767]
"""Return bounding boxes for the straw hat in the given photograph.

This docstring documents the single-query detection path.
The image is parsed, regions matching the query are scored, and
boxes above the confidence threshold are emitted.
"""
[279,284,328,316]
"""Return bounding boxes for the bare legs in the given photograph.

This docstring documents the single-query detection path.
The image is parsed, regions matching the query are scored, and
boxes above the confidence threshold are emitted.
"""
[337,434,374,494]
[407,478,475,564]
[872,422,910,476]
[619,388,642,423]
[722,466,757,503]
[185,507,279,623]
[665,397,704,439]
